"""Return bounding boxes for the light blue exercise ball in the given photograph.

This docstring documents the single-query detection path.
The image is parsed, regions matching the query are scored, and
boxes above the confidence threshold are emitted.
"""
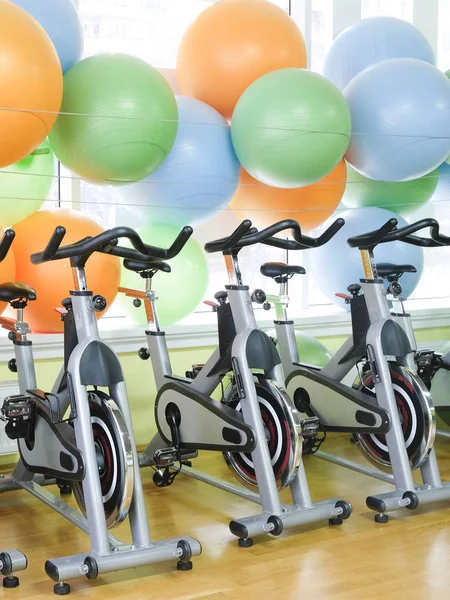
[117,96,240,227]
[323,16,435,92]
[310,207,424,309]
[11,0,83,73]
[344,59,450,182]
[432,162,450,203]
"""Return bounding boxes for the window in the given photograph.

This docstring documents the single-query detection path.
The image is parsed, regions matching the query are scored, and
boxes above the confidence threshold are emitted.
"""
[361,0,413,20]
[438,0,450,70]
[311,0,333,73]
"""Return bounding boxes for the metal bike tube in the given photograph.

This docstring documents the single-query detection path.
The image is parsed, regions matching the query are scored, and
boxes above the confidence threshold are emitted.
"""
[67,341,111,556]
[364,281,415,491]
[110,380,151,548]
[14,342,37,394]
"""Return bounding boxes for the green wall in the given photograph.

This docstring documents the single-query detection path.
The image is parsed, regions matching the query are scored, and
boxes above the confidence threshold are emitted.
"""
[0,325,448,456]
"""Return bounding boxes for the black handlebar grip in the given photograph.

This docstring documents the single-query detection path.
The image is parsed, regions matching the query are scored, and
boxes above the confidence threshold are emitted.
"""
[260,218,345,251]
[31,226,67,264]
[204,220,252,253]
[0,229,15,263]
[347,218,398,249]
[165,225,193,259]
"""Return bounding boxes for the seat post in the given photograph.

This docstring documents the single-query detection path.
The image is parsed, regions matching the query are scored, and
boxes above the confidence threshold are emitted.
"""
[10,300,31,343]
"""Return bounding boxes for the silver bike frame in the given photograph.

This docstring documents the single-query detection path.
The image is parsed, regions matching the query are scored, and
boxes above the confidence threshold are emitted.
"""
[138,252,350,541]
[272,248,450,517]
[0,265,200,588]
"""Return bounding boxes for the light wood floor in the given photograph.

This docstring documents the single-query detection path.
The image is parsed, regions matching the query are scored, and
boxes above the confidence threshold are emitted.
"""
[2,434,450,599]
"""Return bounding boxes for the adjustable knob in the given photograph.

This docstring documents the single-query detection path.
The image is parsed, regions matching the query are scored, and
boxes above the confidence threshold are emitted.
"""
[347,284,361,298]
[214,291,228,305]
[133,298,142,308]
[251,289,266,304]
[138,347,150,361]
[7,359,17,373]
[91,295,107,312]
[388,281,402,297]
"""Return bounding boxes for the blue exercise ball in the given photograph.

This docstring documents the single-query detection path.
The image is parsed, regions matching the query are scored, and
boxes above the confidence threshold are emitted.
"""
[344,59,450,182]
[11,0,83,73]
[310,207,424,310]
[432,162,450,203]
[323,16,435,92]
[117,96,240,227]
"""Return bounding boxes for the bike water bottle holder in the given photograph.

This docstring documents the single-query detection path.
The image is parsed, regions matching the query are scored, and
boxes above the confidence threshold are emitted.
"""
[185,365,204,379]
[1,395,36,440]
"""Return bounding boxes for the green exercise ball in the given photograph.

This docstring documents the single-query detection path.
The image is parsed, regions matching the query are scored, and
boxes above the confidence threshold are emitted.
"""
[267,328,331,367]
[231,68,351,188]
[343,163,438,215]
[0,139,55,227]
[120,223,209,327]
[49,54,178,185]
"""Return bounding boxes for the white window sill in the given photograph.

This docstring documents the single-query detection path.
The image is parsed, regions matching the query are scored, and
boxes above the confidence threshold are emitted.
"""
[0,303,449,362]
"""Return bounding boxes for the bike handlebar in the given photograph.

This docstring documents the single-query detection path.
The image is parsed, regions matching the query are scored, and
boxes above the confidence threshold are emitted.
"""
[0,229,15,263]
[204,219,344,253]
[31,225,193,265]
[347,218,448,249]
[260,218,345,250]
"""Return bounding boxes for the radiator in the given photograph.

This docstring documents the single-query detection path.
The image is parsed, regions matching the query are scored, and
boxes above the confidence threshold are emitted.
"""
[0,380,20,455]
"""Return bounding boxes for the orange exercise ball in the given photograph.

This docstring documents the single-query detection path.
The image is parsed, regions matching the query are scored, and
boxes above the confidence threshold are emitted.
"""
[0,231,16,316]
[177,0,307,119]
[0,0,63,167]
[13,209,120,333]
[231,159,347,232]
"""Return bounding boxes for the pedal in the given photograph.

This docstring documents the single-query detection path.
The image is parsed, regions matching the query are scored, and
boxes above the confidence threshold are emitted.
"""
[301,416,321,439]
[301,416,326,455]
[153,447,179,469]
[1,395,36,440]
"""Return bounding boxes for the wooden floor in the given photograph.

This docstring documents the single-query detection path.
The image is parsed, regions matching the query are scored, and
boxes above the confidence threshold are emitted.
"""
[2,435,450,599]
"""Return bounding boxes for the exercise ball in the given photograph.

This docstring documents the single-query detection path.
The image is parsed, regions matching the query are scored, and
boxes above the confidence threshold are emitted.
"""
[0,0,63,167]
[432,162,450,203]
[120,224,209,327]
[177,0,307,119]
[11,0,83,73]
[49,54,178,185]
[0,140,55,227]
[230,159,347,232]
[324,17,435,92]
[0,233,16,316]
[310,207,424,309]
[268,329,331,367]
[117,96,240,227]
[232,69,351,188]
[345,59,450,182]
[13,209,121,333]
[343,163,438,215]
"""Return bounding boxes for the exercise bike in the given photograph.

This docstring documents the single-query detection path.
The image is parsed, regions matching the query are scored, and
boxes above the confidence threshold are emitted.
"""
[0,225,201,594]
[263,217,450,522]
[119,219,352,548]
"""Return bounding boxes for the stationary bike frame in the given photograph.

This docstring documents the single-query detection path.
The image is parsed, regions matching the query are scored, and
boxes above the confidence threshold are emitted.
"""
[272,225,450,519]
[127,233,351,544]
[0,230,201,591]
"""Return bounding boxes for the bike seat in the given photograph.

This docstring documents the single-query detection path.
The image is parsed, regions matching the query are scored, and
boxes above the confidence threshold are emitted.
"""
[0,283,36,303]
[376,263,417,279]
[260,263,306,281]
[123,259,171,274]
